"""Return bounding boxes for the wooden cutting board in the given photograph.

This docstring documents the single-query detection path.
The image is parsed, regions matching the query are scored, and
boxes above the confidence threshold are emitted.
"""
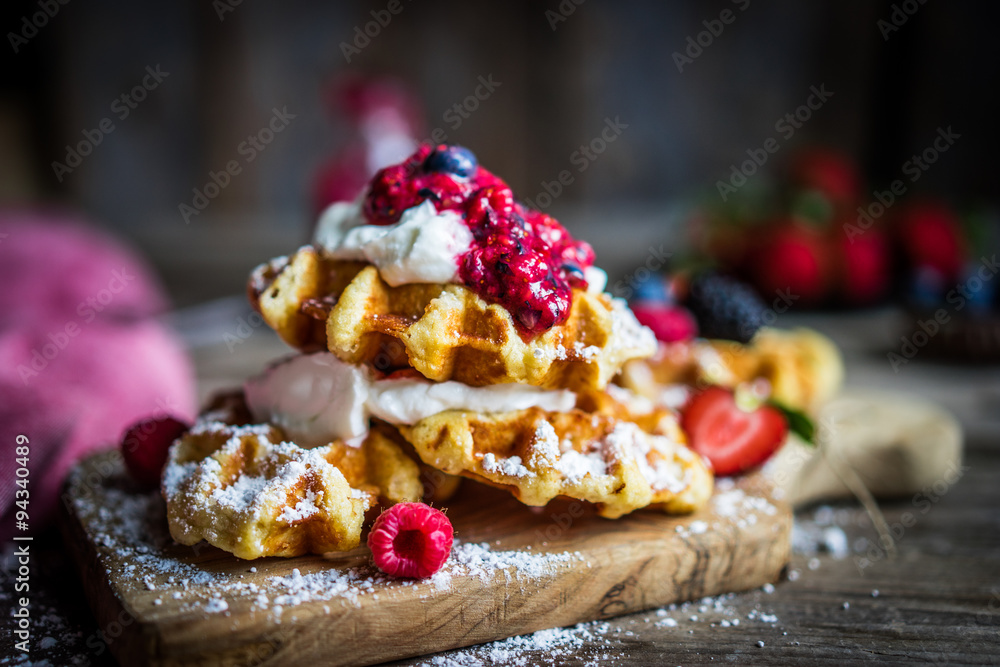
[60,450,790,667]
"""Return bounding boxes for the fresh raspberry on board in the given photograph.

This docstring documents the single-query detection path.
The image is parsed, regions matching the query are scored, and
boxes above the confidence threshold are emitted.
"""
[367,502,454,578]
[121,416,191,488]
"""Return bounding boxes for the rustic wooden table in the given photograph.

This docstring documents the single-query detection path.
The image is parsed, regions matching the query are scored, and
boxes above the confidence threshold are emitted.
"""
[3,302,998,666]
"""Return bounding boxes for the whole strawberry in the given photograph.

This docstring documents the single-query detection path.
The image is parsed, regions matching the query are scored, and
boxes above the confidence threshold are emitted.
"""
[121,416,190,488]
[751,222,831,306]
[838,224,890,305]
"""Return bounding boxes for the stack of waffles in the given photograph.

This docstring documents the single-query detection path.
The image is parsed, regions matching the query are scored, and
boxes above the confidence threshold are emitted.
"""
[162,145,715,559]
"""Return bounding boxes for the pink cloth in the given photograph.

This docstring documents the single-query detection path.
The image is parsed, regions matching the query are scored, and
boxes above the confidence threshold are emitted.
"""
[0,212,197,538]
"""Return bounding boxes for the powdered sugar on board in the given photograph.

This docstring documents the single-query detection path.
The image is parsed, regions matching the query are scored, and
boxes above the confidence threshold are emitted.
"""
[407,586,788,666]
[63,450,789,665]
[421,622,619,667]
[65,454,589,621]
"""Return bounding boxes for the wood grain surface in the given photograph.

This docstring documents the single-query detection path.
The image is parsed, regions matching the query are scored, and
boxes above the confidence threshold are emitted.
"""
[60,451,790,667]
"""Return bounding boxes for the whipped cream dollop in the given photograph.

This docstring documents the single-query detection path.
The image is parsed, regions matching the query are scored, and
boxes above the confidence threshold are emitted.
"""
[313,196,609,293]
[244,352,576,447]
[314,197,472,286]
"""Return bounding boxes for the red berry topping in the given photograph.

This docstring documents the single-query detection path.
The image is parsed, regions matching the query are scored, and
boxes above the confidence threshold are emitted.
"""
[680,387,787,476]
[630,302,697,343]
[362,144,596,337]
[367,502,454,579]
[121,415,190,488]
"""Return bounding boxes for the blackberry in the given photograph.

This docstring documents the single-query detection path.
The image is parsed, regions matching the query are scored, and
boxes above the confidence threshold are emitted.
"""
[686,272,766,343]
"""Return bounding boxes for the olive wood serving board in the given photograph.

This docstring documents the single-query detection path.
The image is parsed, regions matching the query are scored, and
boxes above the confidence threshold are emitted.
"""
[60,450,790,666]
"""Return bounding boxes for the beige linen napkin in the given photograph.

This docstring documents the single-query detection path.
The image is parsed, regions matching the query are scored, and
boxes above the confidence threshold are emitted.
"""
[766,390,964,507]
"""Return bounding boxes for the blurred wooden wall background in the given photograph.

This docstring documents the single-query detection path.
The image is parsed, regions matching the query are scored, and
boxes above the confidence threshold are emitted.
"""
[1,0,997,305]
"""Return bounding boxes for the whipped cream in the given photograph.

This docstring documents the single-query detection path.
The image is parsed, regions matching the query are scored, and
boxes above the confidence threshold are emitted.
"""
[314,197,472,286]
[244,352,576,447]
[314,197,609,294]
[584,266,608,294]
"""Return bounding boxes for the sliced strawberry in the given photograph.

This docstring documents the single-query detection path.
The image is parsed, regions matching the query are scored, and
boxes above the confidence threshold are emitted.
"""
[680,387,787,476]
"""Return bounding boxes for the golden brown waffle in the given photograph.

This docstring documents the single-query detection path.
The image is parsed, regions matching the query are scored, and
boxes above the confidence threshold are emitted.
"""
[249,247,656,390]
[248,248,368,352]
[163,420,426,559]
[397,402,713,519]
[619,327,844,414]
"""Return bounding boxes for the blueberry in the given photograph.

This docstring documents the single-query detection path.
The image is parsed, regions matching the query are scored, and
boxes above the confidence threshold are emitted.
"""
[631,276,669,303]
[960,263,995,315]
[561,261,585,280]
[423,145,478,178]
[907,267,944,309]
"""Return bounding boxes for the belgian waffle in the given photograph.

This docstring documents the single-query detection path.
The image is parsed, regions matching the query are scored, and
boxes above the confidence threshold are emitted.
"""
[249,247,656,391]
[398,403,713,519]
[163,418,429,559]
[619,327,844,414]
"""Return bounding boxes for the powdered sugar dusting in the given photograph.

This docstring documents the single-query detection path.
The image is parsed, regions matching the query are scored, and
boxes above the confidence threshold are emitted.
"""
[532,344,568,362]
[423,621,618,666]
[64,449,790,664]
[530,420,560,467]
[203,598,229,613]
[481,453,534,478]
[605,422,689,494]
[572,341,601,361]
[278,489,321,524]
[532,419,609,483]
[555,449,608,482]
[417,585,787,665]
[610,297,658,357]
[67,454,588,625]
[711,487,778,530]
[449,542,584,583]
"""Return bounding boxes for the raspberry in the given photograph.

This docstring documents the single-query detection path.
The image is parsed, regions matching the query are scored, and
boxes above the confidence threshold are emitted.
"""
[121,415,190,488]
[631,302,697,343]
[367,502,454,578]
